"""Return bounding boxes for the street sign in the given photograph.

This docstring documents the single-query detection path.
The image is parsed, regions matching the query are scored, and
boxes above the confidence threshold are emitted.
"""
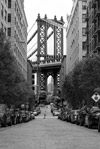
[92,92,100,102]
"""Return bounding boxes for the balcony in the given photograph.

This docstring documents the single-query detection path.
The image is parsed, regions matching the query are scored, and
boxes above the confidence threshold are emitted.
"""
[94,23,100,34]
[91,0,96,8]
[92,24,97,38]
[95,7,100,17]
[92,10,97,23]
[94,42,100,52]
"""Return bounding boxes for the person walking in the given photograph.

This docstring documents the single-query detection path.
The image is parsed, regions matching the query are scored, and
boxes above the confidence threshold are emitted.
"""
[43,110,46,119]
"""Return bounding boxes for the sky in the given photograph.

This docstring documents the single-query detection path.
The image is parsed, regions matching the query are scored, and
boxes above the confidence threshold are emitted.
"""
[24,0,73,60]
[24,0,73,32]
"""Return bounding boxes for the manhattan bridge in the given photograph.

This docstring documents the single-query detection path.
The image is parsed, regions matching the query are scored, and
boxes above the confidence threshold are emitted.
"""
[27,14,66,96]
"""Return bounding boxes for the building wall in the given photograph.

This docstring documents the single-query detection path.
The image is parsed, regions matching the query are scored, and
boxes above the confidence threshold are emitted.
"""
[86,0,100,56]
[27,60,33,88]
[66,0,87,74]
[0,0,28,79]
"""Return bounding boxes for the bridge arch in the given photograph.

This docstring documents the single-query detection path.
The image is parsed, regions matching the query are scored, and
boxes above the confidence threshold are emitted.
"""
[30,14,64,96]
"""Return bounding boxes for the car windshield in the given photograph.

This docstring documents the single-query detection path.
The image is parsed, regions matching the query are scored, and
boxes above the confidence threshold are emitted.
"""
[90,107,100,112]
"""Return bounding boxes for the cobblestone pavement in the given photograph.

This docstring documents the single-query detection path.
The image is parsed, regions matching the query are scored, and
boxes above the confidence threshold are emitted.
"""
[0,105,100,149]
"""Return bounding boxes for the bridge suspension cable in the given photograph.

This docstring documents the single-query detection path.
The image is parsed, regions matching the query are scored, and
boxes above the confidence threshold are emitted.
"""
[27,42,37,53]
[27,31,54,59]
[27,30,38,45]
[28,21,36,34]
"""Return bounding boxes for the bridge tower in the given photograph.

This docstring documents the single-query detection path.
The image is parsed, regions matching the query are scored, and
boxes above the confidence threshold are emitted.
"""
[36,14,64,95]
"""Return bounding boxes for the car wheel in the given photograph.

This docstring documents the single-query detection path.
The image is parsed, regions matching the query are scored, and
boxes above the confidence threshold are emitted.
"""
[98,117,100,132]
[79,119,83,126]
[9,118,12,126]
[2,116,6,127]
[88,119,92,129]
[14,118,17,125]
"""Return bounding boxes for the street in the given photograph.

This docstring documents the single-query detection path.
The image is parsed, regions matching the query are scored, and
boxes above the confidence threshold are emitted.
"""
[0,105,100,149]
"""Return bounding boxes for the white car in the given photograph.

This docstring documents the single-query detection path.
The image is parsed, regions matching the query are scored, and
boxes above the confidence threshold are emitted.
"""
[53,110,59,116]
[33,111,38,116]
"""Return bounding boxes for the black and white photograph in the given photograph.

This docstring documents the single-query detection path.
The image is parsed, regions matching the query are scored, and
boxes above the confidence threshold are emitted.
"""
[0,0,100,148]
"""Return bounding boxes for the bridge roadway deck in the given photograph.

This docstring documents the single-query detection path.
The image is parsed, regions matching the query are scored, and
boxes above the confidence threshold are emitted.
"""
[32,61,61,71]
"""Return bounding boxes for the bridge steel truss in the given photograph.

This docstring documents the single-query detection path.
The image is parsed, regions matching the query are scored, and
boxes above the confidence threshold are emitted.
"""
[33,14,64,95]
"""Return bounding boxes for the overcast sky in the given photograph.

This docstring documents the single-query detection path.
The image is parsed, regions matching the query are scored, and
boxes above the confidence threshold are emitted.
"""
[24,0,73,32]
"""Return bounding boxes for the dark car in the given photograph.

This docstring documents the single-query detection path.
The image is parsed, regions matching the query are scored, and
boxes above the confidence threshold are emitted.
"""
[70,110,79,123]
[21,110,28,122]
[76,106,89,126]
[15,108,23,123]
[84,106,100,128]
[0,104,12,127]
[58,108,68,121]
[98,115,100,132]
[30,111,35,120]
[10,106,21,125]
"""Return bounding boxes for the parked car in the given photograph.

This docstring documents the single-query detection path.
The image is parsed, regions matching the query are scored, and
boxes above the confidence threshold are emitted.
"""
[98,115,100,132]
[15,108,23,123]
[0,104,12,127]
[21,110,28,122]
[66,110,71,122]
[58,111,63,120]
[76,106,88,126]
[33,107,41,116]
[70,110,79,123]
[84,106,100,128]
[30,111,35,120]
[52,109,59,116]
[10,106,19,125]
[58,109,68,121]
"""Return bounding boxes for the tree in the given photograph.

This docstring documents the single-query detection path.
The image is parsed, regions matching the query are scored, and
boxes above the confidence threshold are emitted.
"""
[0,29,35,107]
[62,55,100,108]
[79,55,100,105]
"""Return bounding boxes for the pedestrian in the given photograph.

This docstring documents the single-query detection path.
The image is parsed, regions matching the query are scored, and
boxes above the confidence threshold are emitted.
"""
[43,110,46,119]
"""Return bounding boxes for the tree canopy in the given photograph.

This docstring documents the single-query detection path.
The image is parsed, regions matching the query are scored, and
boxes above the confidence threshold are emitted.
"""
[61,55,100,109]
[0,29,35,108]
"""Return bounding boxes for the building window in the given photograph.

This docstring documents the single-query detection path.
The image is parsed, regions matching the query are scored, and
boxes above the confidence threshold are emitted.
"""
[82,42,86,50]
[8,0,11,8]
[82,1,87,10]
[82,28,86,36]
[8,27,11,36]
[5,0,7,4]
[1,4,4,18]
[8,13,11,22]
[82,14,86,22]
